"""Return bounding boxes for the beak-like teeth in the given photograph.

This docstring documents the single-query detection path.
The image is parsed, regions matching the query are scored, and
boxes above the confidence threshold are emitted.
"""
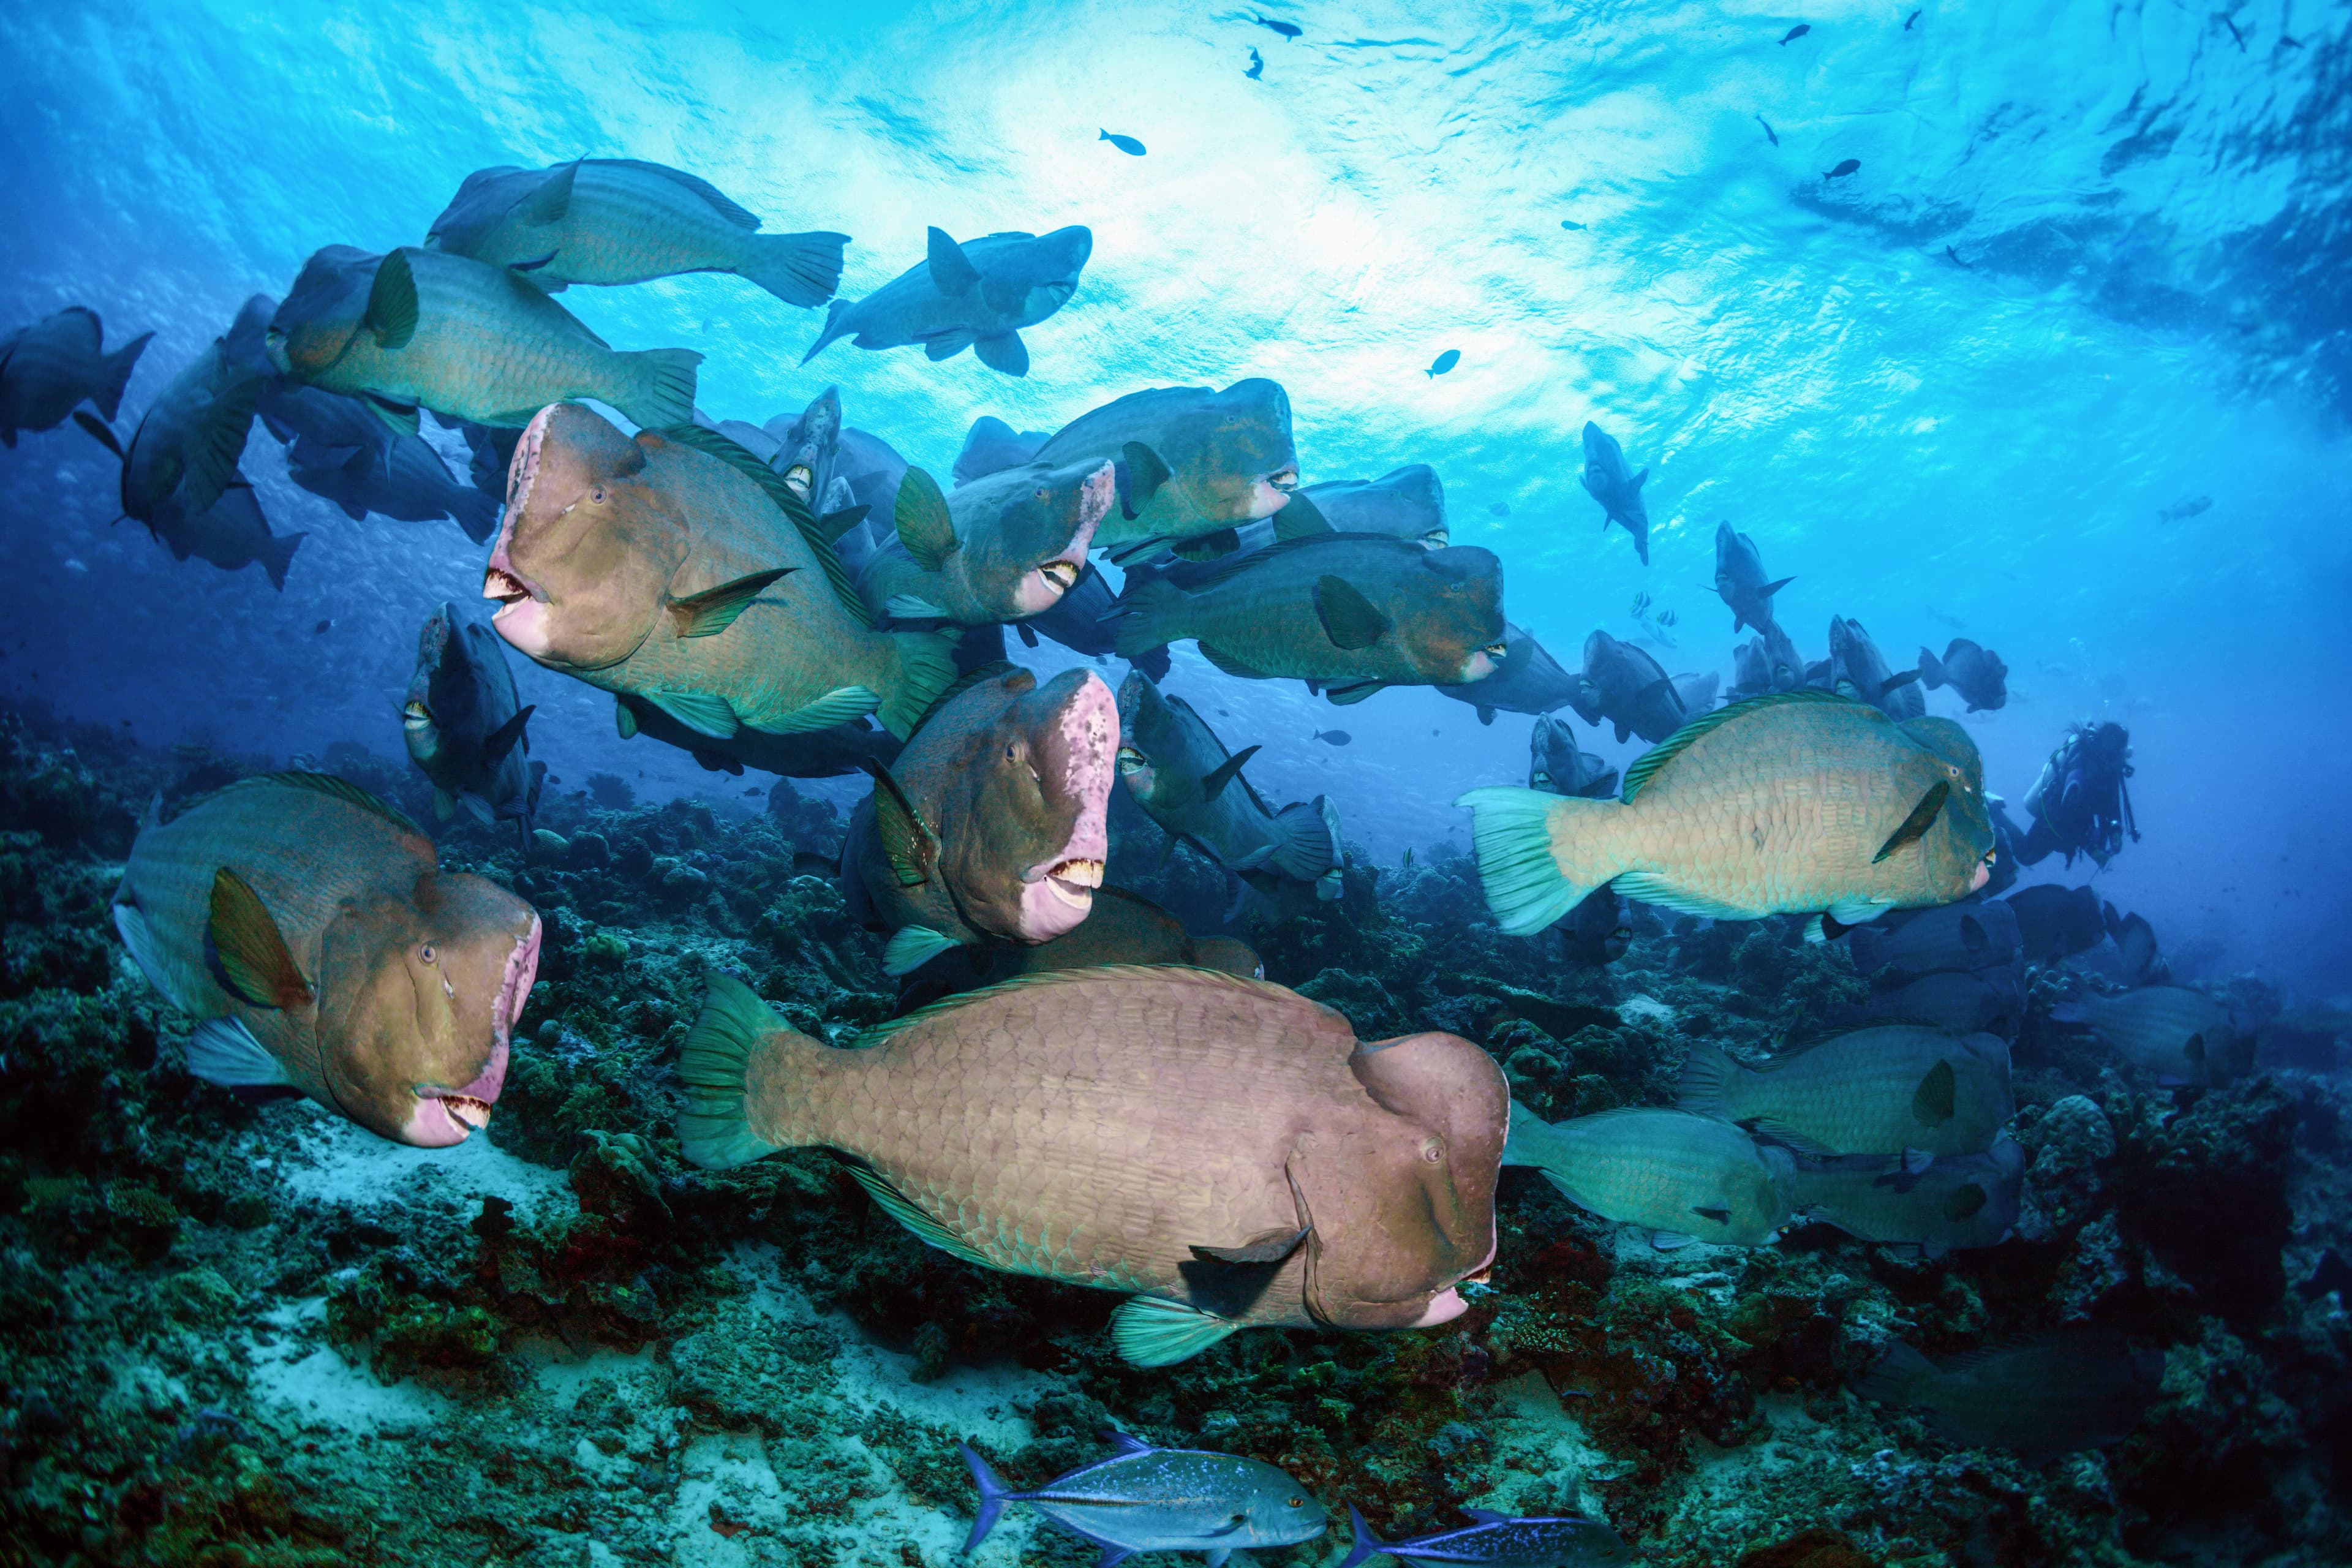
[1051,858,1104,889]
[1041,560,1080,592]
[483,567,529,605]
[1268,467,1299,492]
[443,1096,492,1130]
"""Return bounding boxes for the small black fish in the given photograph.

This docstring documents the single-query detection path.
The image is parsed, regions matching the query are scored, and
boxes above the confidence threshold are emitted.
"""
[1311,729,1351,746]
[312,619,331,634]
[2222,15,2245,51]
[1780,23,1811,43]
[1246,47,1264,78]
[1943,245,1971,269]
[1825,158,1861,179]
[1099,130,1147,156]
[1488,502,1509,516]
[1254,12,1303,39]
[1559,219,1586,230]
[1904,9,1921,28]
[1756,113,1779,146]
[1427,349,1461,377]
[2280,32,2304,48]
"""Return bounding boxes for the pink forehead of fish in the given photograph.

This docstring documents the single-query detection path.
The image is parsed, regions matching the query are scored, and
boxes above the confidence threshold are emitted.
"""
[399,913,541,1148]
[1010,461,1115,616]
[481,405,556,656]
[1014,672,1118,942]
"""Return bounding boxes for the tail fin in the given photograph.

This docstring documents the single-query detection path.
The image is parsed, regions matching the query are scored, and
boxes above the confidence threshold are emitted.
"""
[260,530,306,592]
[95,331,154,422]
[1267,794,1341,884]
[1454,786,1624,937]
[1110,576,1190,657]
[1855,1341,1936,1409]
[801,298,854,365]
[447,484,501,545]
[1916,647,1947,690]
[1336,1504,1388,1568]
[1675,1041,1738,1118]
[676,967,808,1167]
[616,347,702,431]
[740,229,849,309]
[877,629,961,741]
[957,1442,1013,1555]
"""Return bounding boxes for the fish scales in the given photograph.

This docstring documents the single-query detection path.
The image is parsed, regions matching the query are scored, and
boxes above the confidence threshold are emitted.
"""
[774,974,1349,1291]
[1692,1027,2012,1156]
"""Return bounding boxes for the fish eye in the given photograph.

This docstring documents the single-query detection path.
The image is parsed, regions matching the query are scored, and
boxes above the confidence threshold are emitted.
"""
[1420,1136,1447,1163]
[1286,1497,1305,1509]
[418,943,439,965]
[589,486,606,505]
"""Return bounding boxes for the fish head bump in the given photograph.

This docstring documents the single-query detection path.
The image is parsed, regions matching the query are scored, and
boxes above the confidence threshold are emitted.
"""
[265,246,385,379]
[938,668,1117,943]
[1000,225,1093,323]
[315,870,540,1147]
[1295,1030,1507,1329]
[1407,546,1507,683]
[970,459,1114,617]
[484,402,682,669]
[1189,379,1299,521]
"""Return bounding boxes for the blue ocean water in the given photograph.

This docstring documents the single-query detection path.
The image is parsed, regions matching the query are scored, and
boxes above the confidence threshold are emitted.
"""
[4,0,2347,992]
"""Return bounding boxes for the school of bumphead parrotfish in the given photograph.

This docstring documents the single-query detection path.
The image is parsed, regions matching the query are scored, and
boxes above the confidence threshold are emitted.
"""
[12,125,2319,1561]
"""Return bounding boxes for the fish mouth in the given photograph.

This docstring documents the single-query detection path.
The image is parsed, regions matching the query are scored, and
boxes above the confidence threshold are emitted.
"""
[1411,1288,1469,1328]
[399,916,537,1147]
[1039,857,1104,903]
[1268,466,1299,494]
[1039,560,1080,594]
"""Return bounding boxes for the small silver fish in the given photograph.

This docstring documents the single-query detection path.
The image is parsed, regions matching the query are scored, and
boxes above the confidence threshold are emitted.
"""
[962,1433,1326,1565]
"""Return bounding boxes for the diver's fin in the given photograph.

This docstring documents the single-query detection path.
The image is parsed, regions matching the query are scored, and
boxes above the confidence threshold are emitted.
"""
[1109,1295,1243,1367]
[184,1017,294,1089]
[669,567,793,638]
[204,869,313,1011]
[1872,780,1950,863]
[1200,745,1260,801]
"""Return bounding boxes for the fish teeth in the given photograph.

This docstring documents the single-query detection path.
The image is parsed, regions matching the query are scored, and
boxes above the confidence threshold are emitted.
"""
[483,567,530,605]
[1052,858,1105,889]
[442,1096,492,1131]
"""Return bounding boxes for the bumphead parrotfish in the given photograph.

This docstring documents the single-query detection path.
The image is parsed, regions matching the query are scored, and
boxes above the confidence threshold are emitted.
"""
[859,457,1117,626]
[842,665,1117,975]
[1459,690,1996,939]
[0,306,150,445]
[404,601,542,835]
[1579,421,1651,565]
[677,964,1507,1365]
[111,773,541,1147]
[483,402,956,742]
[803,225,1091,377]
[1036,379,1300,556]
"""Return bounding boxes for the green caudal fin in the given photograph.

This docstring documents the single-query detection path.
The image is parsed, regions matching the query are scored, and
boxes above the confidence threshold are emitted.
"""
[675,968,793,1169]
[1454,786,1624,937]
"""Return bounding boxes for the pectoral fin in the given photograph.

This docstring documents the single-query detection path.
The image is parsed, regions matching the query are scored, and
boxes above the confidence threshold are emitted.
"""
[481,704,534,765]
[1273,491,1335,540]
[365,249,419,351]
[1912,1058,1957,1125]
[1120,441,1172,509]
[668,567,793,638]
[860,761,938,888]
[893,467,959,571]
[645,688,739,739]
[973,331,1028,377]
[1313,576,1392,650]
[205,869,313,1011]
[519,159,578,225]
[1872,778,1950,863]
[1188,1224,1310,1265]
[1108,1295,1243,1367]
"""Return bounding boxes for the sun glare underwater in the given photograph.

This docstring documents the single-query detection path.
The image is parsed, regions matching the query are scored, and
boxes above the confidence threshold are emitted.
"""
[3,2,2352,1565]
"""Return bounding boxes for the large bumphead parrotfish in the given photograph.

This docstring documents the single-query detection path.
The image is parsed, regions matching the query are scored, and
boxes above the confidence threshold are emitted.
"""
[266,246,701,433]
[1438,622,1580,724]
[1676,1027,2014,1158]
[483,402,956,743]
[1574,629,1686,744]
[1459,690,1996,940]
[424,157,846,308]
[1857,1336,2164,1457]
[860,458,1116,626]
[110,773,541,1147]
[1033,380,1300,556]
[1528,714,1620,799]
[1579,420,1651,565]
[1713,521,1792,633]
[1115,535,1507,704]
[1298,464,1448,546]
[1503,1103,1794,1247]
[952,414,1049,486]
[1827,616,1926,720]
[2049,985,2246,1087]
[1786,1137,2025,1253]
[405,601,542,835]
[843,665,1117,974]
[1918,637,2010,712]
[676,964,1507,1365]
[0,306,150,445]
[804,225,1091,376]
[1115,671,1343,899]
[1731,619,1808,697]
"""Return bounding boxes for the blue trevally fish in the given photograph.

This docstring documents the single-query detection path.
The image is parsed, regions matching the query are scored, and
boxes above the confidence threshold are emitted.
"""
[961,1433,1327,1566]
[1340,1503,1633,1568]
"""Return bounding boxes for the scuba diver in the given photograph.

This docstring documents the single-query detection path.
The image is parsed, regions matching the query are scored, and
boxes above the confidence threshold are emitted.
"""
[2016,720,2139,867]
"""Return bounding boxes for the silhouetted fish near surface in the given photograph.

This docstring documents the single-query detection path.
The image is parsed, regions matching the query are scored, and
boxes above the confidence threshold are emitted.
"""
[1578,421,1651,563]
[1755,113,1779,146]
[1253,12,1303,39]
[1246,47,1264,77]
[0,306,150,446]
[962,1434,1325,1564]
[1780,23,1811,43]
[1490,500,1510,515]
[1340,1502,1633,1568]
[1944,245,1971,268]
[2156,494,2211,523]
[805,225,1091,377]
[1714,521,1793,633]
[1427,349,1461,378]
[1905,9,1921,28]
[1312,728,1351,745]
[1858,1336,2164,1458]
[1825,159,1861,179]
[1099,130,1147,156]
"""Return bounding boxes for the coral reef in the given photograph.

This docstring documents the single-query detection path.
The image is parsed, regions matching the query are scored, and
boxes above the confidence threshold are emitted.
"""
[2,706,2348,1566]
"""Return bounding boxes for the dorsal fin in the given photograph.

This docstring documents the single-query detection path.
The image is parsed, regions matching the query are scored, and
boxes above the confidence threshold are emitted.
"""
[1621,689,1868,803]
[853,964,1319,1050]
[652,423,871,627]
[244,771,425,836]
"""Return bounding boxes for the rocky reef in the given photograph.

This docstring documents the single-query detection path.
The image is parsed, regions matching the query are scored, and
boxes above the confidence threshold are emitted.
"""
[2,703,2348,1567]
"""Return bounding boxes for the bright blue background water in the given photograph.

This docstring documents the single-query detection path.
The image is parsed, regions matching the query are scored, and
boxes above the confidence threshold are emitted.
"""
[6,1,2348,992]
